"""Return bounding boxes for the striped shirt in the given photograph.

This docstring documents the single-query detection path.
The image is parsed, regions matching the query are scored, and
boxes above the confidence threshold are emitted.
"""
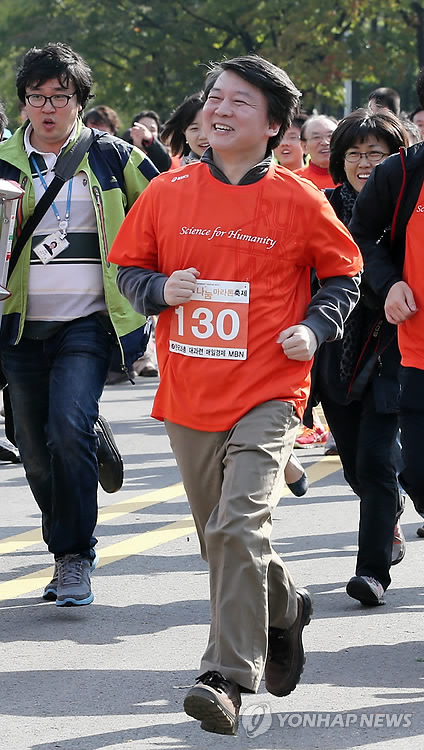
[23,123,106,338]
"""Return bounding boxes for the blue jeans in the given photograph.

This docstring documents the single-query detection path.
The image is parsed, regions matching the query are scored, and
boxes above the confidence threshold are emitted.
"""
[1,315,113,559]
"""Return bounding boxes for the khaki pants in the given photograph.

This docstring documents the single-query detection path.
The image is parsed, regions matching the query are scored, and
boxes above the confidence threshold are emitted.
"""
[165,399,299,692]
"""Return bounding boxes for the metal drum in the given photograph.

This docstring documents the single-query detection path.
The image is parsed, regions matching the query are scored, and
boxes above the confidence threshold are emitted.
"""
[0,179,25,322]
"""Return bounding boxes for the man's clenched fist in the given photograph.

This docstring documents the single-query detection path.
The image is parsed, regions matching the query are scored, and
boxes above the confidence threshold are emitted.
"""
[277,324,318,361]
[163,267,200,306]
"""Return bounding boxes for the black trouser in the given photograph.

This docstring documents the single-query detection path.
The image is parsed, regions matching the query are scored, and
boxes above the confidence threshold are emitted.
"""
[399,367,424,517]
[321,385,400,590]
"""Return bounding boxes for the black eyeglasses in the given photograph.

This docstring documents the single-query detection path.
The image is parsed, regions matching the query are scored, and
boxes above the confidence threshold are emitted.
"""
[344,150,389,164]
[25,93,76,109]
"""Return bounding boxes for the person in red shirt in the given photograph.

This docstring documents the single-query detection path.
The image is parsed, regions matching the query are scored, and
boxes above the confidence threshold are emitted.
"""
[296,114,338,189]
[109,55,362,736]
[273,114,307,172]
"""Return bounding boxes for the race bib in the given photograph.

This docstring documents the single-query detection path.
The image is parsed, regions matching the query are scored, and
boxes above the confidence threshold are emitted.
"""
[169,279,249,360]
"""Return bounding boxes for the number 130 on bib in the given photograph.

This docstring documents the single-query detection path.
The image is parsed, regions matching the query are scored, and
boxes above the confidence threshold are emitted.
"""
[169,279,250,360]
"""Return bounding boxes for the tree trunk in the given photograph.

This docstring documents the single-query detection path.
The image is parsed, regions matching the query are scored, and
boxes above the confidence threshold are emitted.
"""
[412,2,424,68]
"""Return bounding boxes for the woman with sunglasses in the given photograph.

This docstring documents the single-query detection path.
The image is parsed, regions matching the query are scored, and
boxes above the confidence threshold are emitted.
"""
[317,108,408,606]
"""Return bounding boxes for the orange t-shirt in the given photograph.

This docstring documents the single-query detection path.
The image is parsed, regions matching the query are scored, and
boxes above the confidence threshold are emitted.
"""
[295,162,337,190]
[399,184,424,368]
[109,161,362,431]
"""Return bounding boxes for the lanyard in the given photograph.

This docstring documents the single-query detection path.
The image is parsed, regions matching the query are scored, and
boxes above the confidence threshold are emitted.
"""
[31,156,73,236]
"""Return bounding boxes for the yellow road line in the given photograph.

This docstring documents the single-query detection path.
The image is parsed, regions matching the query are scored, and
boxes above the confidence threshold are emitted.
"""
[0,456,342,603]
[303,455,341,484]
[0,516,195,603]
[95,516,195,568]
[0,528,41,554]
[0,482,185,555]
[0,459,339,555]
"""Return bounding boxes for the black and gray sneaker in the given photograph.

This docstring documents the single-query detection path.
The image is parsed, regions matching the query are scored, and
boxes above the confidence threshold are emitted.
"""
[55,554,94,607]
[0,437,21,463]
[43,564,59,602]
[43,552,98,601]
[346,575,386,606]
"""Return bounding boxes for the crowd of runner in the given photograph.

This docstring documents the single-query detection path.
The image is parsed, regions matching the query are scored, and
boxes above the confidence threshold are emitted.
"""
[0,43,423,736]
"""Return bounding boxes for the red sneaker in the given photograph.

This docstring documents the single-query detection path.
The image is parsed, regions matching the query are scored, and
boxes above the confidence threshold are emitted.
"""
[294,425,328,448]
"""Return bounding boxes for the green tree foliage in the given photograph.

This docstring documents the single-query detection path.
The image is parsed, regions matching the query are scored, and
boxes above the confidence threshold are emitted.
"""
[0,0,423,131]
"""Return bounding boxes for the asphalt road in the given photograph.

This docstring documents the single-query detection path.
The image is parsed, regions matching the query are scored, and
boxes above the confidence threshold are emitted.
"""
[0,377,423,750]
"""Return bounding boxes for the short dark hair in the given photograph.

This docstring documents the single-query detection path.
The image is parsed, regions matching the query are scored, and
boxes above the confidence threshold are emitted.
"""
[133,110,161,131]
[368,87,401,116]
[161,92,204,156]
[0,101,8,138]
[329,108,408,184]
[289,112,308,132]
[16,42,93,109]
[204,55,301,151]
[84,105,121,135]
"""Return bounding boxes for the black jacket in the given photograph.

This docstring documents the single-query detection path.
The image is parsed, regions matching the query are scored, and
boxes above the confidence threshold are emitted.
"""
[317,183,400,412]
[350,143,424,300]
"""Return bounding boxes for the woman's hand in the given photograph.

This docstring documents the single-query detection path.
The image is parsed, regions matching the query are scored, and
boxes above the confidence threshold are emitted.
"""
[385,281,417,325]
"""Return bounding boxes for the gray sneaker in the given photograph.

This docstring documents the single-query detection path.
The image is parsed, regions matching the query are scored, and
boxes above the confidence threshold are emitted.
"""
[43,564,59,601]
[55,554,94,607]
[43,552,98,601]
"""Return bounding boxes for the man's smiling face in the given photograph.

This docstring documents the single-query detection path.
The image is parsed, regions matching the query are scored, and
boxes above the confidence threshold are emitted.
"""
[302,117,337,169]
[202,70,278,163]
[274,125,303,171]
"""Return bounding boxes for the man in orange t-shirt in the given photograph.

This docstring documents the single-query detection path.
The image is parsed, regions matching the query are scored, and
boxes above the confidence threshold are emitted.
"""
[296,114,338,190]
[109,55,362,736]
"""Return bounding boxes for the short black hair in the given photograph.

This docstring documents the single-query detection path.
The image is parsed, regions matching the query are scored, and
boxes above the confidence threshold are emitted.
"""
[289,112,308,131]
[368,87,401,116]
[161,92,204,156]
[0,101,8,138]
[204,55,301,151]
[84,105,121,135]
[16,42,93,109]
[329,108,408,184]
[133,110,161,131]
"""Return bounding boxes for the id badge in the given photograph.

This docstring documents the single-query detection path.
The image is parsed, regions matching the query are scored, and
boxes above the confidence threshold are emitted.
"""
[33,230,69,265]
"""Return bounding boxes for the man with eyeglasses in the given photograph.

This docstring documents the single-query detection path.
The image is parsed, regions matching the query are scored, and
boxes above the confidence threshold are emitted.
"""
[0,42,158,607]
[296,114,338,190]
[350,66,424,539]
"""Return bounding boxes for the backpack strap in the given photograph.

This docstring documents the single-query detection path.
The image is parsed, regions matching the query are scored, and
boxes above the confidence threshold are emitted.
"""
[7,126,95,281]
